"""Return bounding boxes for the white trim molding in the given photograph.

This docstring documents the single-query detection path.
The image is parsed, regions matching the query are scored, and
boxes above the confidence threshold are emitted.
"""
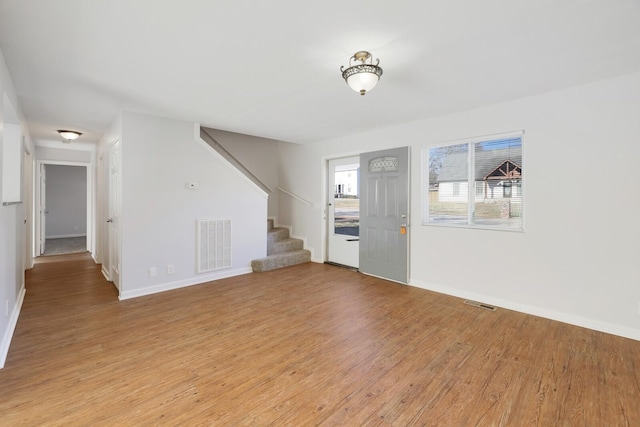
[0,287,26,369]
[409,278,640,342]
[118,267,252,300]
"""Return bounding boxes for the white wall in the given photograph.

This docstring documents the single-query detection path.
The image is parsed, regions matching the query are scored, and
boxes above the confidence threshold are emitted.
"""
[117,112,267,299]
[0,47,31,368]
[36,146,92,163]
[1,121,21,204]
[45,165,87,238]
[278,72,640,340]
[202,128,280,217]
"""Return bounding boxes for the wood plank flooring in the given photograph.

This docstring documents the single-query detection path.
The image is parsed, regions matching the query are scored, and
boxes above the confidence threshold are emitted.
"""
[1,254,639,425]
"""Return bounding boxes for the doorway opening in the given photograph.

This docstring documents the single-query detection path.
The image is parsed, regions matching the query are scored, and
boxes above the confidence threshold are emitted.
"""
[327,157,360,269]
[326,147,410,284]
[35,161,93,259]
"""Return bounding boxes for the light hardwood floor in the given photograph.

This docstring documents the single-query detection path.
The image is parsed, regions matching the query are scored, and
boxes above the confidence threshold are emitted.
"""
[1,253,639,425]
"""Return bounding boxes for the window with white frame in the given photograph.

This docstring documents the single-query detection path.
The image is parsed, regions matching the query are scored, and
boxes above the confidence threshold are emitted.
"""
[423,132,524,231]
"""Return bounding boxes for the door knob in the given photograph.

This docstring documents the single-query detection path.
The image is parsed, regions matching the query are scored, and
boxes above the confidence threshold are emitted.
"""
[106,218,113,223]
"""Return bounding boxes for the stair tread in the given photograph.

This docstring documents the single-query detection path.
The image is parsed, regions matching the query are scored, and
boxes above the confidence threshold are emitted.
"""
[254,249,310,261]
[253,220,309,273]
[268,228,289,234]
[267,228,290,240]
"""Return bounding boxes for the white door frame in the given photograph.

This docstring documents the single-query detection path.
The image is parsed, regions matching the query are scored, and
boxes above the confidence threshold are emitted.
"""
[326,156,360,268]
[38,163,46,255]
[107,138,121,291]
[35,160,93,257]
[23,142,34,270]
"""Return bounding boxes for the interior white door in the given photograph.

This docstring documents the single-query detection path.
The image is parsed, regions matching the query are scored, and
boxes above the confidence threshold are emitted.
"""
[23,145,31,268]
[39,163,46,255]
[359,147,410,284]
[108,139,121,290]
[327,157,360,268]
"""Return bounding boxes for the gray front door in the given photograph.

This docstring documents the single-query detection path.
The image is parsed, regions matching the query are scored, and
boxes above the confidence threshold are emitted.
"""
[359,147,410,284]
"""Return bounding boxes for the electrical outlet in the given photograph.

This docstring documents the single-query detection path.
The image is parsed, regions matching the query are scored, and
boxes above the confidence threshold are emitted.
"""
[149,267,157,277]
[167,264,174,274]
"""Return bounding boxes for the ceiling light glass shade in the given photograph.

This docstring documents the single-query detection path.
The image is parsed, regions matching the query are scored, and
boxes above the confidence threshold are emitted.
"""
[345,68,381,94]
[57,130,82,140]
[341,51,383,96]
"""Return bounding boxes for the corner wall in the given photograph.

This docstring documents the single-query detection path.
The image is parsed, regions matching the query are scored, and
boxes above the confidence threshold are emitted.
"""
[201,128,280,217]
[118,112,267,299]
[0,47,31,368]
[278,72,640,340]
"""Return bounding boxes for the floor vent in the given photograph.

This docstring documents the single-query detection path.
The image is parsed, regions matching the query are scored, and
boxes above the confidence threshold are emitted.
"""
[197,219,231,273]
[463,300,497,311]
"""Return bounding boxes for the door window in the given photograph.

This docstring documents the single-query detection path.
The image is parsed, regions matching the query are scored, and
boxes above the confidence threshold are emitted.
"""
[333,164,359,236]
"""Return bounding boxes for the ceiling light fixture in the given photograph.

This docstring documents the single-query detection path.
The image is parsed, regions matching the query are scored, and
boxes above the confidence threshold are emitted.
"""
[340,51,383,96]
[57,130,82,142]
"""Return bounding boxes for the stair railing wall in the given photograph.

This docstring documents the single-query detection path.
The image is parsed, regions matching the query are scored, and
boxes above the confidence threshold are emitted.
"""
[277,187,313,207]
[199,127,272,195]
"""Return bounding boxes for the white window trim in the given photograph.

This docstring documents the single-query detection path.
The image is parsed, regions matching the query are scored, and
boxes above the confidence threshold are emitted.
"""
[422,130,525,232]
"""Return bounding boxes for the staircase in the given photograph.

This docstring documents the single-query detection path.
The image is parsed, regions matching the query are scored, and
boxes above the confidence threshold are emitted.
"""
[251,220,311,272]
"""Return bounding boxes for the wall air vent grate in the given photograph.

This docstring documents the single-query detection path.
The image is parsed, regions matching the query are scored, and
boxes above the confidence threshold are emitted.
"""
[197,219,231,273]
[463,300,497,311]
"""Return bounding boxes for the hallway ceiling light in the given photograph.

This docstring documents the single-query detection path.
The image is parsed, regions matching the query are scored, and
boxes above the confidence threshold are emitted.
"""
[57,130,82,142]
[340,51,383,96]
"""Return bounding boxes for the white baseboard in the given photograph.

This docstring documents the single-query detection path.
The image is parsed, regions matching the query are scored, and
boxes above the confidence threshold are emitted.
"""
[101,265,110,282]
[409,278,640,342]
[118,267,253,300]
[0,287,26,369]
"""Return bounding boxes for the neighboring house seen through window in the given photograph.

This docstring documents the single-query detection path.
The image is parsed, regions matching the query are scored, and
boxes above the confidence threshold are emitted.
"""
[423,131,524,231]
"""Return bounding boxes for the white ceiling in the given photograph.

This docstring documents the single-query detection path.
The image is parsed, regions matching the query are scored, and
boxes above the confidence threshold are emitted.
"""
[1,0,639,147]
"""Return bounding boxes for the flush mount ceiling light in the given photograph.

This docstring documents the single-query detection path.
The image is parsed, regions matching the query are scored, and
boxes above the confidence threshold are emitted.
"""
[340,51,383,96]
[57,130,82,142]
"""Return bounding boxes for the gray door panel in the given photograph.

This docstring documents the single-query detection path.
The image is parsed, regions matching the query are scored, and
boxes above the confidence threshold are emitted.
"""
[359,147,409,283]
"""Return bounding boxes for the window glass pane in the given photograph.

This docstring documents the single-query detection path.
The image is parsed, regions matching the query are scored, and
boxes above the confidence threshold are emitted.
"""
[423,132,524,231]
[474,137,522,229]
[428,143,468,225]
[334,165,359,236]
